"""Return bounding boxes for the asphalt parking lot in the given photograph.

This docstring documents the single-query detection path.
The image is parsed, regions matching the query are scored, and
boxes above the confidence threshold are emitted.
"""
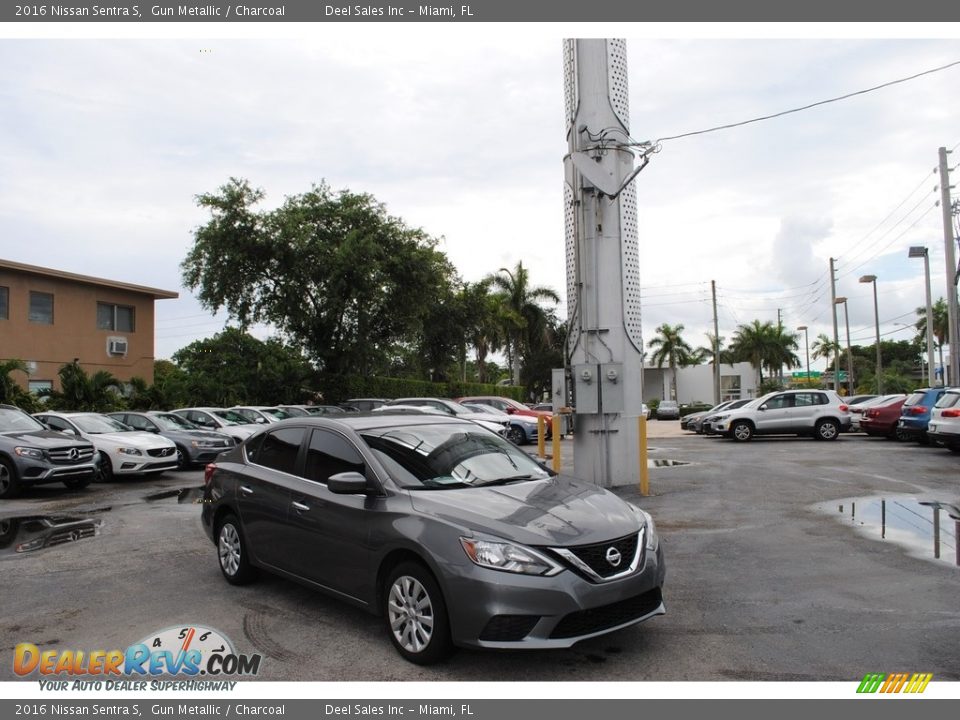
[1,427,958,682]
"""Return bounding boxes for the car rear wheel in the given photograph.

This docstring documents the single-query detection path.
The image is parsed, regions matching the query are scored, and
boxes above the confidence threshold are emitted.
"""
[814,419,840,441]
[506,425,526,445]
[175,445,189,471]
[217,514,257,585]
[0,459,21,499]
[893,427,910,442]
[384,562,453,665]
[731,421,754,442]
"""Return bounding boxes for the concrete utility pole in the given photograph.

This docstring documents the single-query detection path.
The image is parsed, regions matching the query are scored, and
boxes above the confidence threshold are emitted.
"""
[830,258,840,390]
[712,279,720,404]
[938,147,959,386]
[563,38,646,488]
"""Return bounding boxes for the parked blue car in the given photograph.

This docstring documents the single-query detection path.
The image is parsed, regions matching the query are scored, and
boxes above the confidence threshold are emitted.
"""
[896,387,947,443]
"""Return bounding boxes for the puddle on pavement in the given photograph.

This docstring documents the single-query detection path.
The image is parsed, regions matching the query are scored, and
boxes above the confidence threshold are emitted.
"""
[648,459,690,468]
[815,495,960,568]
[143,487,205,504]
[0,514,103,555]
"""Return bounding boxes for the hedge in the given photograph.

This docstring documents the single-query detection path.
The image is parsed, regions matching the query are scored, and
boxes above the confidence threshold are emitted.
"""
[314,375,525,404]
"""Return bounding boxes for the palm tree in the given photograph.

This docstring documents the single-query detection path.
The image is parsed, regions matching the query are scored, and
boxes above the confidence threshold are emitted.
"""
[44,361,123,412]
[915,298,949,381]
[647,323,695,400]
[0,359,29,404]
[729,320,777,388]
[765,325,801,383]
[488,262,560,386]
[461,281,504,384]
[810,333,841,388]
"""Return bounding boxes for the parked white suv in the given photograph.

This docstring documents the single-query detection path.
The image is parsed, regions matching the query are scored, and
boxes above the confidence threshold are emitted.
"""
[926,388,960,453]
[709,389,851,442]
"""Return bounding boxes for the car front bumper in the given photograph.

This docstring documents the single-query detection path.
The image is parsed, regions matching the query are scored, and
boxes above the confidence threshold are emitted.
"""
[16,459,97,486]
[441,542,666,650]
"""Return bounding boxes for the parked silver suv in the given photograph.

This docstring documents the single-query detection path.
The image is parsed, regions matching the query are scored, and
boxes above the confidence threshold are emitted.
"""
[709,389,851,442]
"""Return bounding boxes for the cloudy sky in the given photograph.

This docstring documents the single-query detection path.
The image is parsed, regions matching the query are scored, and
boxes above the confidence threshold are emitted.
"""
[1,28,959,369]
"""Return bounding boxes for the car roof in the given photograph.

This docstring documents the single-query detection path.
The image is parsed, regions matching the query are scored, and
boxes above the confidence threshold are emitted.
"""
[268,414,476,433]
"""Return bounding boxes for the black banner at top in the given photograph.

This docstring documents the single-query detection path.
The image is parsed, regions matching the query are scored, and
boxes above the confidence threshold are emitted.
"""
[3,0,960,22]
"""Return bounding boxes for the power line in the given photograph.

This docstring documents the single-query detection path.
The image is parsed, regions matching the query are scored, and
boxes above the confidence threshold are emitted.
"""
[653,60,960,144]
[838,202,940,279]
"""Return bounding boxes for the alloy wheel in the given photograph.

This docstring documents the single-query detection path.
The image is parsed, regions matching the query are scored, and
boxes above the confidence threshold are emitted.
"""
[218,523,241,577]
[388,575,435,654]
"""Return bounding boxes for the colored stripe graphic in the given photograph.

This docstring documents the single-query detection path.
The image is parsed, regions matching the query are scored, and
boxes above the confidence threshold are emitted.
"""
[857,672,931,694]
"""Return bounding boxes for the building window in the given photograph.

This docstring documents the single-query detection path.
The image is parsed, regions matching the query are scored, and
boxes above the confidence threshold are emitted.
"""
[720,375,742,400]
[97,302,135,332]
[29,292,54,324]
[28,380,52,396]
[0,286,8,320]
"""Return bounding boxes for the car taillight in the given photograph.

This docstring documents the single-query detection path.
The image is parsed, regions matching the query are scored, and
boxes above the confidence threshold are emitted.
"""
[839,404,849,411]
[204,463,217,486]
[909,406,928,415]
[942,409,960,418]
[865,409,878,418]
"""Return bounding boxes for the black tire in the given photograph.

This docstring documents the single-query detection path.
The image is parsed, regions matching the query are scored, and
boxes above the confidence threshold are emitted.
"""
[814,419,840,441]
[384,561,453,666]
[506,425,526,445]
[894,427,910,442]
[63,476,91,491]
[175,445,189,471]
[216,513,257,585]
[94,452,114,483]
[730,421,754,442]
[0,458,21,499]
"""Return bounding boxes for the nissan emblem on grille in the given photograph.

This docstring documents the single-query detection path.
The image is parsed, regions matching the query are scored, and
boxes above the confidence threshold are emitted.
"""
[606,547,622,567]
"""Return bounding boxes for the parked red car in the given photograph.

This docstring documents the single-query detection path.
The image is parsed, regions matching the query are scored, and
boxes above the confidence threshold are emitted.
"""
[859,396,908,440]
[455,395,553,420]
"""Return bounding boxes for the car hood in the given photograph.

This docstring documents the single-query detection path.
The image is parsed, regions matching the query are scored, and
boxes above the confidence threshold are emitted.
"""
[0,430,92,448]
[84,432,175,449]
[408,475,641,547]
[162,429,232,442]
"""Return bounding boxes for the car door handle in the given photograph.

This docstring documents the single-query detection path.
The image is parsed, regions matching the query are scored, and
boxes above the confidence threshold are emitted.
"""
[239,486,254,496]
[292,501,310,513]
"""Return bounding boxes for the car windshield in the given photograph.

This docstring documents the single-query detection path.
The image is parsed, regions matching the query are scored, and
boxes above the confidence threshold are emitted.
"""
[72,414,131,434]
[280,407,310,417]
[0,407,46,433]
[152,413,196,430]
[262,408,292,420]
[360,423,551,489]
[463,404,508,418]
[902,392,926,408]
[212,410,249,424]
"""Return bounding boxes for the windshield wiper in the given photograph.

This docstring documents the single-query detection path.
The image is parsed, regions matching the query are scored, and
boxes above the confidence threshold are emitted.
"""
[476,474,542,487]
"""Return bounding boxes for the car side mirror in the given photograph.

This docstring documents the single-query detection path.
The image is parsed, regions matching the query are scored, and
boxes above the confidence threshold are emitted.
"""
[327,471,369,495]
[505,407,516,414]
[758,404,767,411]
[255,417,267,424]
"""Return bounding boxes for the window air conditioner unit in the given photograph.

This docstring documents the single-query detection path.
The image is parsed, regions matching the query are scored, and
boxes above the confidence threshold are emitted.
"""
[107,338,129,356]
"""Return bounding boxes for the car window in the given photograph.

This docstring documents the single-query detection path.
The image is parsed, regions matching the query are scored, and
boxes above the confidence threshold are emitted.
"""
[793,393,824,407]
[40,415,75,433]
[213,410,248,424]
[252,427,306,475]
[0,407,47,432]
[902,392,926,407]
[123,415,154,431]
[304,430,366,484]
[153,413,196,430]
[934,392,959,409]
[763,395,793,410]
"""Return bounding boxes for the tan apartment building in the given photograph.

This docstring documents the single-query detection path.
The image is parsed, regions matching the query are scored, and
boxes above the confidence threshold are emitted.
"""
[0,259,178,393]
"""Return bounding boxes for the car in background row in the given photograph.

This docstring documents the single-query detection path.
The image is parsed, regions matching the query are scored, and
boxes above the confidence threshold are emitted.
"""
[846,394,905,431]
[202,413,665,664]
[0,404,97,499]
[896,388,948,444]
[838,395,878,411]
[229,406,292,424]
[655,400,680,420]
[859,396,910,440]
[341,398,388,412]
[709,390,851,442]
[34,412,178,482]
[172,408,260,443]
[693,399,753,434]
[107,411,235,470]
[926,388,960,453]
[682,400,736,431]
[456,396,553,422]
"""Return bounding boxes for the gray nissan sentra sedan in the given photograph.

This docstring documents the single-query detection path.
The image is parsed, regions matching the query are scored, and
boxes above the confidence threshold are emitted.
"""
[201,414,665,665]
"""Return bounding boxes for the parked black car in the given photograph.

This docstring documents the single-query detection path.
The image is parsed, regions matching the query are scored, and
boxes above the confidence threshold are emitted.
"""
[0,404,97,499]
[202,414,665,665]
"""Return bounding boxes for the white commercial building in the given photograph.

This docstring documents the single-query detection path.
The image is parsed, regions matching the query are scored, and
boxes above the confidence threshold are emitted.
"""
[643,362,759,405]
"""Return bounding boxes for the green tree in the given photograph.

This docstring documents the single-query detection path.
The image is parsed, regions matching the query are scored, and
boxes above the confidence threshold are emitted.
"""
[765,324,801,383]
[0,359,38,411]
[172,328,313,406]
[182,178,458,377]
[43,362,124,412]
[915,298,950,379]
[487,261,560,386]
[811,333,841,371]
[461,281,504,385]
[647,323,694,400]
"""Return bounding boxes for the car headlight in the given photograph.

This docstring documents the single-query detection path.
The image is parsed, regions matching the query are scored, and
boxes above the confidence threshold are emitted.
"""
[14,447,44,460]
[117,448,143,456]
[459,537,563,576]
[715,414,730,421]
[628,503,659,551]
[191,440,217,448]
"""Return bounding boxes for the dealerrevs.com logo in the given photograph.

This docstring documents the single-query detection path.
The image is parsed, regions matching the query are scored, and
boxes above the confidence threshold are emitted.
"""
[857,673,933,694]
[14,625,262,689]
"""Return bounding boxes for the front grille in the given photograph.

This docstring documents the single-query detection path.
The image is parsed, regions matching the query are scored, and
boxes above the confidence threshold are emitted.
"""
[48,446,96,465]
[147,447,175,458]
[549,587,663,639]
[478,615,541,642]
[562,533,640,580]
[46,523,100,547]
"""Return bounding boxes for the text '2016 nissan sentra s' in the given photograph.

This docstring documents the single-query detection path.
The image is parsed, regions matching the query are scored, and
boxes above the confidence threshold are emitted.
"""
[201,414,665,665]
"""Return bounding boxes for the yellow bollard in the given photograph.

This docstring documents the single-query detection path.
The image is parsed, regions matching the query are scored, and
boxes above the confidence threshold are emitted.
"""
[552,416,561,474]
[537,416,546,458]
[639,415,650,496]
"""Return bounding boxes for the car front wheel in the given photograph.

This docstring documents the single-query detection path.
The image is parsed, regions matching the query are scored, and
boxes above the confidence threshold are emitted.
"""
[506,425,526,445]
[384,562,453,666]
[94,452,114,483]
[0,459,21,499]
[815,419,840,441]
[731,421,754,442]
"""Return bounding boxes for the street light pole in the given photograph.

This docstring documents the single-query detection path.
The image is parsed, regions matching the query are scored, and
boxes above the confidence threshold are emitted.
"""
[859,274,882,394]
[797,325,810,385]
[834,298,854,396]
[909,246,936,387]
